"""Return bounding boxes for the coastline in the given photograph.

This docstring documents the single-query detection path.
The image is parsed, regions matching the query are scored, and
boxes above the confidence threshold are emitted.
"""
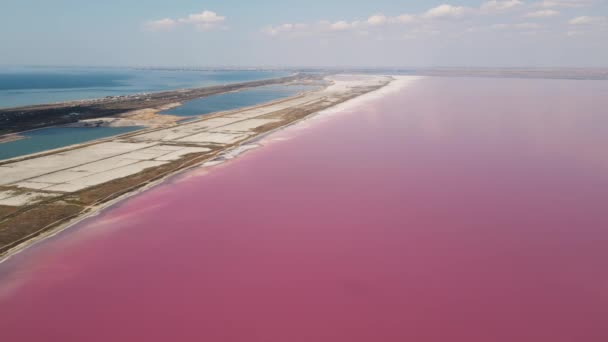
[3,74,608,341]
[62,103,184,128]
[0,74,395,262]
[0,73,311,135]
[0,148,222,264]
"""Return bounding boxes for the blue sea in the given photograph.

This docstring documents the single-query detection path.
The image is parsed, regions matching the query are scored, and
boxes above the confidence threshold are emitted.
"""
[161,84,319,116]
[0,66,291,109]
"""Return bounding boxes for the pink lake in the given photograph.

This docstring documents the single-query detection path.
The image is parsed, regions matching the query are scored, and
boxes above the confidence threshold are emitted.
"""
[1,77,608,341]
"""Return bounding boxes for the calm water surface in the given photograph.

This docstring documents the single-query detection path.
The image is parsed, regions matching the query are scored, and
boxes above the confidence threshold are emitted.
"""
[161,85,319,116]
[0,126,141,161]
[0,67,290,108]
[1,77,608,341]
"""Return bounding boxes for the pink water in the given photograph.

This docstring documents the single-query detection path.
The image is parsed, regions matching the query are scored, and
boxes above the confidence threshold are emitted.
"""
[1,77,608,341]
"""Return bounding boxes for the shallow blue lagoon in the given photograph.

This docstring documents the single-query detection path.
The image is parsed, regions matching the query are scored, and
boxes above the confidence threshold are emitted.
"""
[0,126,141,161]
[161,85,318,117]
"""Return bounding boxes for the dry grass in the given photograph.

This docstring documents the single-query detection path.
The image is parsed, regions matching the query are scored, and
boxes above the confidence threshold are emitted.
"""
[0,204,82,251]
[0,205,18,218]
[0,151,217,254]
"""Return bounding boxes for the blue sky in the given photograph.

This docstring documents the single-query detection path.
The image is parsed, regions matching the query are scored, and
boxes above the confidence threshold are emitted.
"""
[1,0,607,67]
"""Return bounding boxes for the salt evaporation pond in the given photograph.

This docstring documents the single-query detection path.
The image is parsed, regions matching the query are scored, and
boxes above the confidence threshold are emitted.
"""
[1,77,608,341]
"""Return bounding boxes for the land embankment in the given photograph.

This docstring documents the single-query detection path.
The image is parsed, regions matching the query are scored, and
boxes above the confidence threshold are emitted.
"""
[0,73,319,135]
[0,75,391,258]
[63,103,184,128]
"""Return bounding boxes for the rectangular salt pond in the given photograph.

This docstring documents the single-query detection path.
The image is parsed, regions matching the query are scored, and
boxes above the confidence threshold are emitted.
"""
[0,126,141,161]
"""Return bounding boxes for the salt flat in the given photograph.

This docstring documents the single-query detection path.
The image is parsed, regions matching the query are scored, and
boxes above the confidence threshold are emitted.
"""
[0,191,59,206]
[177,132,251,145]
[215,119,281,133]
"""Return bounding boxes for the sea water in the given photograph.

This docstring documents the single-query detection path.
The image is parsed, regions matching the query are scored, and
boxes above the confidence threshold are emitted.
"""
[0,66,290,108]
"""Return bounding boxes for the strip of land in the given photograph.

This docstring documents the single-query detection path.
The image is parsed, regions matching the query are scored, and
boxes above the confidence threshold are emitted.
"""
[0,134,25,144]
[62,103,184,128]
[0,75,391,257]
[0,73,319,135]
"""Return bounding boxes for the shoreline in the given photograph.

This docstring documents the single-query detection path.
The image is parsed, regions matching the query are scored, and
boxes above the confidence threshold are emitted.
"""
[0,134,26,145]
[0,73,315,135]
[61,103,184,129]
[0,86,320,166]
[0,147,224,264]
[0,83,322,164]
[0,74,394,262]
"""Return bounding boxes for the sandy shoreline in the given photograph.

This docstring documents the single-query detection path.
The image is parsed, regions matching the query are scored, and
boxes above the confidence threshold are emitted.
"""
[0,134,26,144]
[0,75,400,263]
[0,73,308,135]
[0,149,220,264]
[63,103,184,128]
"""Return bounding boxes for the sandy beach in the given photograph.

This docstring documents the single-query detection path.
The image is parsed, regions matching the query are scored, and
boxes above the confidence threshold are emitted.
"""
[63,103,184,128]
[0,134,26,144]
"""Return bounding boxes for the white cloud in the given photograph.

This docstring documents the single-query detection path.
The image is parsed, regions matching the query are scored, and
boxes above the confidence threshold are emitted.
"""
[568,16,607,24]
[394,14,416,24]
[144,18,177,31]
[535,0,594,8]
[368,14,388,26]
[423,4,469,19]
[481,0,524,12]
[331,21,354,31]
[178,11,225,30]
[490,22,543,30]
[145,10,225,32]
[178,11,225,24]
[262,10,422,38]
[514,22,542,29]
[261,1,605,40]
[262,23,309,36]
[523,9,560,17]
